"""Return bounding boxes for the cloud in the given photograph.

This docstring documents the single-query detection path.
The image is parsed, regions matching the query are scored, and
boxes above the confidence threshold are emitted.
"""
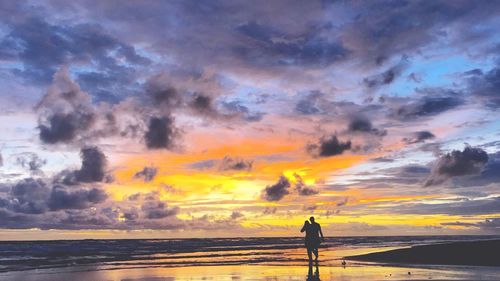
[0,177,108,215]
[187,159,217,170]
[336,197,349,207]
[35,67,96,144]
[293,173,318,196]
[39,112,95,144]
[0,14,149,96]
[403,131,435,144]
[392,91,463,121]
[295,91,323,115]
[141,200,179,219]
[441,218,500,232]
[341,1,499,65]
[452,152,500,187]
[307,135,352,157]
[190,94,219,117]
[263,207,277,215]
[234,21,348,68]
[363,58,408,88]
[222,100,264,122]
[133,167,158,182]
[327,164,430,190]
[347,117,387,136]
[144,115,180,149]
[0,178,50,214]
[425,146,489,186]
[61,146,108,184]
[48,185,107,211]
[465,64,500,108]
[261,176,291,201]
[147,86,183,111]
[230,211,244,220]
[35,67,152,145]
[219,156,253,172]
[15,152,46,174]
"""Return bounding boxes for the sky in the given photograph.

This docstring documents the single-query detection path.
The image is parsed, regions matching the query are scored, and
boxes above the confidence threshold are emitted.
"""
[0,0,499,240]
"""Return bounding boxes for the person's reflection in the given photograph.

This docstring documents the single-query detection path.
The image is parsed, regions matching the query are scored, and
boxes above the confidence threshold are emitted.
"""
[306,262,320,281]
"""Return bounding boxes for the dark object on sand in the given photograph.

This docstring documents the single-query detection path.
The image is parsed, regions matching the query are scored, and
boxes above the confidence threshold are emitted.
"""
[346,239,500,266]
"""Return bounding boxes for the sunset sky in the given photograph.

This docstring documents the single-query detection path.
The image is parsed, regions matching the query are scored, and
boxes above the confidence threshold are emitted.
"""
[0,0,499,240]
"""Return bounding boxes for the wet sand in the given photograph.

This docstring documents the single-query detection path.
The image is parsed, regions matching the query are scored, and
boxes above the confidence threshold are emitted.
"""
[346,239,500,266]
[1,263,499,281]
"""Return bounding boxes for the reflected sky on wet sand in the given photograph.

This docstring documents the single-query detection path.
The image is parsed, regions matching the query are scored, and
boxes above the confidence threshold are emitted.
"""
[2,264,500,281]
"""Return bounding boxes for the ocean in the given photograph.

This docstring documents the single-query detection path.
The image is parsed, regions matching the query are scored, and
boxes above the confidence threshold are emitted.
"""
[0,235,497,274]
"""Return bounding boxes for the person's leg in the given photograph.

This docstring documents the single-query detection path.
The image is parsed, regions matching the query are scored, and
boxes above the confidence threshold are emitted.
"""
[313,247,319,261]
[307,248,313,262]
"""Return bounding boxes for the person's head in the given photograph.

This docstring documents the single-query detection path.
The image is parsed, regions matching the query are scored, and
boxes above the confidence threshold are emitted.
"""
[310,216,315,223]
[304,220,310,225]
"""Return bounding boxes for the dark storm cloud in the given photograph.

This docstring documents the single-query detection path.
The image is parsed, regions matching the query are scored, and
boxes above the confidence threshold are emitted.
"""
[133,167,158,182]
[39,112,95,144]
[347,117,387,136]
[15,152,46,174]
[234,21,348,67]
[190,94,215,115]
[403,131,435,144]
[465,64,500,108]
[219,156,253,172]
[0,178,50,214]
[62,146,108,184]
[261,176,291,201]
[189,94,261,121]
[0,177,108,216]
[48,185,107,211]
[0,15,149,94]
[147,86,182,110]
[342,0,500,64]
[393,95,464,121]
[293,173,318,196]
[35,68,99,144]
[141,200,179,219]
[144,115,180,149]
[425,146,489,186]
[34,67,152,145]
[307,135,352,157]
[453,152,500,187]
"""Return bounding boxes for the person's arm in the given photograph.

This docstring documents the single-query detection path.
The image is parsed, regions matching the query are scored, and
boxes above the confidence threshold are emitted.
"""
[300,221,307,232]
[319,224,325,240]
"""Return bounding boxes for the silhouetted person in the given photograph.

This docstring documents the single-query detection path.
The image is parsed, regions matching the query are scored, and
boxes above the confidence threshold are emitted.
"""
[301,216,324,263]
[307,261,320,280]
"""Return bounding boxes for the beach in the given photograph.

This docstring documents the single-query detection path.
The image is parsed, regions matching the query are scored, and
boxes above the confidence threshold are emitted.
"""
[346,239,500,267]
[0,236,499,281]
[3,263,500,281]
